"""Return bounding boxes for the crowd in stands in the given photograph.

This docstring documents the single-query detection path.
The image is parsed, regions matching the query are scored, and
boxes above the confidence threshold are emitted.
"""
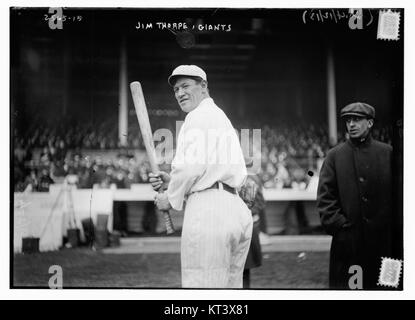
[13,118,393,192]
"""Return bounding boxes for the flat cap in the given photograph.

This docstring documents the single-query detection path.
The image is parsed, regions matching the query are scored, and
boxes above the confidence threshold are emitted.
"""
[340,102,376,119]
[168,65,207,86]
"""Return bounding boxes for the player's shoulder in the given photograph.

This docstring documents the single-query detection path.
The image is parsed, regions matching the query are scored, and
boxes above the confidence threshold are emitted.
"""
[186,99,228,128]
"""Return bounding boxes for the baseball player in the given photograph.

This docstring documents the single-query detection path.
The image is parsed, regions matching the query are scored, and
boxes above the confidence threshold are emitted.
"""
[149,65,253,288]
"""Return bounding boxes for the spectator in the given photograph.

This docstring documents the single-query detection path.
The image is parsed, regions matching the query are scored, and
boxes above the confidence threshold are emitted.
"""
[38,168,54,192]
[13,117,393,191]
[24,169,39,191]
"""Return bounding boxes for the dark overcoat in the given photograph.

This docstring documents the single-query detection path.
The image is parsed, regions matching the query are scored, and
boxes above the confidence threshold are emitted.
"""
[317,135,393,289]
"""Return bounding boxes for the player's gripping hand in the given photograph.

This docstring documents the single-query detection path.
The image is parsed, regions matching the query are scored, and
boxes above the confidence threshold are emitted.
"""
[154,192,172,211]
[148,171,171,191]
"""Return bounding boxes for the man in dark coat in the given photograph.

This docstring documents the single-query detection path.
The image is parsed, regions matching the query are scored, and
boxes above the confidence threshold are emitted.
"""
[317,102,393,289]
[242,174,264,288]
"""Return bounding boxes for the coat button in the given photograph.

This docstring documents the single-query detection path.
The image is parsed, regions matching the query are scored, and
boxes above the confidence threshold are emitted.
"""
[359,177,365,183]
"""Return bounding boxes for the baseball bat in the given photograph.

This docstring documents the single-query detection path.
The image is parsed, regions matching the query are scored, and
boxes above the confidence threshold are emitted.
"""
[129,81,175,235]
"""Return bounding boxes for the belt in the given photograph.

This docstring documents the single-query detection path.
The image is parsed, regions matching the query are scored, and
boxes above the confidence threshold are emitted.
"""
[207,181,237,195]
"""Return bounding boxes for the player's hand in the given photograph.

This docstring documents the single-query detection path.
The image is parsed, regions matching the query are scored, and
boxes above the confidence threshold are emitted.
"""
[149,171,170,191]
[154,192,172,211]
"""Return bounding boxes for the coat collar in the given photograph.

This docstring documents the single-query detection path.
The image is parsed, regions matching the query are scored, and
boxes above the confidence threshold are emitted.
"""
[347,133,373,150]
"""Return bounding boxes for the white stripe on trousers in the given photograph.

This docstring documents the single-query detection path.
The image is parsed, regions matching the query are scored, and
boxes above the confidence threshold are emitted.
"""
[181,188,253,288]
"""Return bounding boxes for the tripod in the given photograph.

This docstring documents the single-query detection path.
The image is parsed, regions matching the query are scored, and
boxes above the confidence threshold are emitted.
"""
[39,177,79,248]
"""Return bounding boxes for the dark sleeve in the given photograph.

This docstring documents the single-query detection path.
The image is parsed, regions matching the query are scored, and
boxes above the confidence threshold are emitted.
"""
[317,151,348,235]
[378,144,393,226]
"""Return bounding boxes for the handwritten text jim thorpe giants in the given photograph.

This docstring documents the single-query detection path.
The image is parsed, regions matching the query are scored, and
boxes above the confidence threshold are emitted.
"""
[135,21,232,32]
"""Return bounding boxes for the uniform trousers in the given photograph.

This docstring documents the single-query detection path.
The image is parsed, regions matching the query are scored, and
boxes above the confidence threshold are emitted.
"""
[181,188,253,288]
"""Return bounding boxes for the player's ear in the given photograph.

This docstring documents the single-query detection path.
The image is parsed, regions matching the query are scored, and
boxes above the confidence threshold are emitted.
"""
[201,80,208,94]
[367,118,374,129]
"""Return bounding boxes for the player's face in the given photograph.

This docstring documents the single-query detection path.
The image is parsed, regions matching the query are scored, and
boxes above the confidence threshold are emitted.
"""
[345,116,373,139]
[173,77,205,113]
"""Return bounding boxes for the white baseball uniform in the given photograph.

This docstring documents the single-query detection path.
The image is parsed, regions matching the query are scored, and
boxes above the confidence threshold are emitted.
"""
[167,97,253,288]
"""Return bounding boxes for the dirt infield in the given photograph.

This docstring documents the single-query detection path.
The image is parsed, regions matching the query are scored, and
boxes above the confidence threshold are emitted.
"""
[13,248,329,289]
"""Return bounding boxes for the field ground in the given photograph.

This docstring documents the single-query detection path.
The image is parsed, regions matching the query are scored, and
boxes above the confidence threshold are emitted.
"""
[13,236,330,289]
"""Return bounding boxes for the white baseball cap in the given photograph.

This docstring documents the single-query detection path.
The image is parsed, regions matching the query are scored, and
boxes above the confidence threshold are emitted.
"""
[168,65,207,86]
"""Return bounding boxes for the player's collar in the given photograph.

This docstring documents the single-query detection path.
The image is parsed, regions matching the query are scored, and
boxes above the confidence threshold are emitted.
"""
[189,97,213,114]
[198,97,213,108]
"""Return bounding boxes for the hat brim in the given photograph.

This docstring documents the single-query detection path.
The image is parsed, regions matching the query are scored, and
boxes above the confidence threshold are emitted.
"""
[168,74,204,86]
[341,112,371,118]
